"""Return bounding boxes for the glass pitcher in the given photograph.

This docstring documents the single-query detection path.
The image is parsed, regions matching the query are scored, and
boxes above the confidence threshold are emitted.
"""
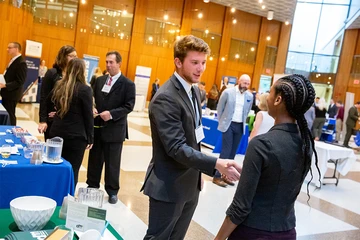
[45,137,63,162]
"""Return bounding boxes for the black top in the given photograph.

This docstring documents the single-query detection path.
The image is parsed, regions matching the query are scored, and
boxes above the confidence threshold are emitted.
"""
[315,107,327,118]
[39,68,62,123]
[226,123,311,232]
[49,83,94,144]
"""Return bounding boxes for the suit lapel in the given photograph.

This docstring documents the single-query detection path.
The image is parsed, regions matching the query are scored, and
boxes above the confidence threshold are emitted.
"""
[171,76,196,123]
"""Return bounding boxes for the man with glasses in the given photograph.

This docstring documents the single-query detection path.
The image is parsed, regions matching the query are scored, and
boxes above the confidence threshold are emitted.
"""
[0,42,27,125]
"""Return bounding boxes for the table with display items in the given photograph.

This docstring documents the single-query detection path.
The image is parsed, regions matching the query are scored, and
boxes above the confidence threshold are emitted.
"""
[0,126,74,209]
[0,207,123,239]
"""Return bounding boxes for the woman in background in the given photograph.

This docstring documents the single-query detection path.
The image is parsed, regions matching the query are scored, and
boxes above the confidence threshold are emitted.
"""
[38,60,47,80]
[49,58,94,188]
[215,74,320,240]
[312,97,327,141]
[248,93,274,141]
[38,45,77,140]
[90,67,102,91]
[207,84,219,110]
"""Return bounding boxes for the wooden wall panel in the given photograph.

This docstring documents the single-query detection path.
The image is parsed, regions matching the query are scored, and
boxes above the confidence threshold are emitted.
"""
[231,10,261,43]
[274,23,292,74]
[0,4,33,71]
[334,29,358,102]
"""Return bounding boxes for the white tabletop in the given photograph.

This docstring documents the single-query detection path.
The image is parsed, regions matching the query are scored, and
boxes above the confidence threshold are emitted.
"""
[307,141,357,187]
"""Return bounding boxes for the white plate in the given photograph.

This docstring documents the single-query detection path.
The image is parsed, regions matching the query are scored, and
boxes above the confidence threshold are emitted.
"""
[42,158,63,164]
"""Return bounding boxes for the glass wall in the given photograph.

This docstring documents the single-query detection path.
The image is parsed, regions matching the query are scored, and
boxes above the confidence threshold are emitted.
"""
[33,0,78,29]
[90,5,133,39]
[228,39,257,64]
[285,0,350,77]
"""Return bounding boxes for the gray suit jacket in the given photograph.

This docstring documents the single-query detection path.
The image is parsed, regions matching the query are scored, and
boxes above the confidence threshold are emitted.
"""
[217,87,253,132]
[141,74,217,203]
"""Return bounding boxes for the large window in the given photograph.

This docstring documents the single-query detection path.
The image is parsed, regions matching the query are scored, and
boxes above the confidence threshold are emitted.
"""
[33,0,78,29]
[228,39,257,64]
[263,46,277,69]
[191,29,221,58]
[144,18,180,48]
[286,1,350,75]
[90,5,133,39]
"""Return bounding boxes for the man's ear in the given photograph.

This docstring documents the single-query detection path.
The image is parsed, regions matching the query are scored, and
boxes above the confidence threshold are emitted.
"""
[274,95,282,106]
[174,58,182,69]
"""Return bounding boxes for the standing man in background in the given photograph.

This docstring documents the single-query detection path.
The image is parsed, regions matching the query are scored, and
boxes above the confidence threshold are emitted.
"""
[343,101,360,148]
[87,51,135,204]
[150,78,160,100]
[141,35,241,240]
[327,99,338,118]
[213,74,253,187]
[0,42,27,125]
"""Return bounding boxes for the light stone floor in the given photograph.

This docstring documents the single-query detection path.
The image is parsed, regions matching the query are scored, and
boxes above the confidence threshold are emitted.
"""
[16,103,360,240]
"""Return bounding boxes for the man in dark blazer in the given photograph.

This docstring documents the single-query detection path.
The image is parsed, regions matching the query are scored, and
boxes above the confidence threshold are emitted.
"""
[327,99,338,118]
[0,42,27,125]
[86,51,135,204]
[141,35,241,240]
[150,78,160,100]
[343,101,360,148]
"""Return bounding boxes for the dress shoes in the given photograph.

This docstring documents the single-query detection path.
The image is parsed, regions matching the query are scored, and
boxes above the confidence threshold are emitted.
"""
[212,178,227,187]
[108,195,118,204]
[222,177,235,186]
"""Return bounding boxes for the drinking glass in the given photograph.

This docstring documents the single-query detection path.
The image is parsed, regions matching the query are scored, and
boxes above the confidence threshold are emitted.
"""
[1,144,11,159]
[24,147,33,159]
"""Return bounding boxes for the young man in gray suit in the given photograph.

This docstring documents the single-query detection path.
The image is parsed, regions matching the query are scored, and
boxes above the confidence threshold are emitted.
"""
[141,35,241,240]
[213,74,253,187]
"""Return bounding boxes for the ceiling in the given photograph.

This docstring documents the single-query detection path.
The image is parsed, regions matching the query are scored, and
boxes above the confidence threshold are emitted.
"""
[209,0,359,29]
[209,0,297,24]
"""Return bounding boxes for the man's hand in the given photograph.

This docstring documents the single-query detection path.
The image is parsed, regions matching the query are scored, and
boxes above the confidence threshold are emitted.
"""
[38,122,48,134]
[0,83,6,89]
[86,144,93,150]
[93,108,99,118]
[100,110,111,121]
[215,159,242,182]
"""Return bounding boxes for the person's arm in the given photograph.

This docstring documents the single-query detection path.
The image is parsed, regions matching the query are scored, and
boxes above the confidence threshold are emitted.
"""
[108,80,136,121]
[39,69,57,123]
[349,107,359,121]
[215,138,268,239]
[249,112,263,141]
[81,85,94,146]
[4,60,27,91]
[217,90,228,118]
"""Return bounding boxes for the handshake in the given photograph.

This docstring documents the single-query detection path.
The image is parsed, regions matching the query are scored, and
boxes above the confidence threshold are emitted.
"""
[215,159,242,182]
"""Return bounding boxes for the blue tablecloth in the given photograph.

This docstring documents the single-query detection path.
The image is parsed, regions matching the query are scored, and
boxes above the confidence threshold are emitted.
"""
[202,117,249,155]
[0,126,74,208]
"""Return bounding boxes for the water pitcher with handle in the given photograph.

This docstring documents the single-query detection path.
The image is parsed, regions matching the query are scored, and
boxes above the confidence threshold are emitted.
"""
[44,137,63,162]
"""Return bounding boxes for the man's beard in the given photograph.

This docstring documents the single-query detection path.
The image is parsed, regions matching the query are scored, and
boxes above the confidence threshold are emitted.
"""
[239,87,247,93]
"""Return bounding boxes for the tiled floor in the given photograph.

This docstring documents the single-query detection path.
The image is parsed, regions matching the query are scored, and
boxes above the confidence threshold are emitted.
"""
[17,103,360,239]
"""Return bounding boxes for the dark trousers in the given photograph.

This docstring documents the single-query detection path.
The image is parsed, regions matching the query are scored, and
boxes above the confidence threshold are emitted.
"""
[215,122,243,178]
[61,138,87,189]
[229,225,296,240]
[343,124,354,147]
[312,117,326,139]
[87,129,123,196]
[2,98,17,125]
[144,194,199,240]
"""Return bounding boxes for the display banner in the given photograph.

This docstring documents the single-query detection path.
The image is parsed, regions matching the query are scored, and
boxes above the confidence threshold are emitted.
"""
[134,66,151,112]
[83,54,99,83]
[22,40,42,103]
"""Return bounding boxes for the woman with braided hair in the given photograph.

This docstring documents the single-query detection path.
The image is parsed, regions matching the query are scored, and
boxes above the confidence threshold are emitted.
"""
[215,74,320,240]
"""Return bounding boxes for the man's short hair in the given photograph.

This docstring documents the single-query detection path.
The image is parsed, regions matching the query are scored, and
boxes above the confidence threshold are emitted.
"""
[356,101,360,105]
[106,51,122,63]
[11,42,21,51]
[174,35,210,62]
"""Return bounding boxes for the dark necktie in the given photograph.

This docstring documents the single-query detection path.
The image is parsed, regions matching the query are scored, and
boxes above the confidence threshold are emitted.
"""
[191,87,200,127]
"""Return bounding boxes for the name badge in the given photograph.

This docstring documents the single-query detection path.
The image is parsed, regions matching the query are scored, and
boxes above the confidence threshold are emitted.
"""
[101,84,111,93]
[195,124,205,143]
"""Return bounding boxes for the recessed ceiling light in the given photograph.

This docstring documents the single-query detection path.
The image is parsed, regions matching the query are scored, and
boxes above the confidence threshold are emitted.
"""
[285,21,289,25]
[262,5,266,9]
[230,7,235,13]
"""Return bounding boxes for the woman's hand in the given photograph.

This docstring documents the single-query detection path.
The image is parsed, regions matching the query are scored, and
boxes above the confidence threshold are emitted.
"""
[38,122,48,134]
[86,144,93,150]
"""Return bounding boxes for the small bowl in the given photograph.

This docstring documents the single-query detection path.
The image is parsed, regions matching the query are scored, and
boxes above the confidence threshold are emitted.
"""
[10,196,56,231]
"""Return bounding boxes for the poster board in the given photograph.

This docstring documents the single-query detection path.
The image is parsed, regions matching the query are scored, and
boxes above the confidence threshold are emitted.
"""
[134,66,151,112]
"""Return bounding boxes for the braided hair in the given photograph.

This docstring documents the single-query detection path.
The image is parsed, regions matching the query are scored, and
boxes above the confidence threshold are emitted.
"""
[274,74,321,199]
